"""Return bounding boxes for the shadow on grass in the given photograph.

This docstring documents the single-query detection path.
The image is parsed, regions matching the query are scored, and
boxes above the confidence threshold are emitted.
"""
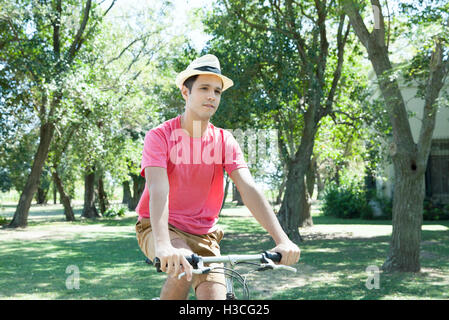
[313,215,449,228]
[219,216,449,300]
[268,229,449,300]
[0,223,163,299]
[1,213,448,300]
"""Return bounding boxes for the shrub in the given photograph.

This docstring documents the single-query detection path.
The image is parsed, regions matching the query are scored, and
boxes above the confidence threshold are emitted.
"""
[363,193,392,220]
[377,196,393,220]
[103,205,127,218]
[0,215,8,225]
[423,200,449,221]
[321,183,372,219]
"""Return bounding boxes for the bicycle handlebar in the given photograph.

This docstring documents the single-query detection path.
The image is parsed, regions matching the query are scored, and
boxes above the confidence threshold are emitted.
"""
[153,251,282,273]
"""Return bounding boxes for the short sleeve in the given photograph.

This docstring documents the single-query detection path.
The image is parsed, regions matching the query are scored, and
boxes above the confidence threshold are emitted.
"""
[222,130,248,175]
[140,129,169,177]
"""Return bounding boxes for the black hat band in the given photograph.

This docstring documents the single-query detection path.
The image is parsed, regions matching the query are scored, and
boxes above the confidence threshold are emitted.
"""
[194,66,221,74]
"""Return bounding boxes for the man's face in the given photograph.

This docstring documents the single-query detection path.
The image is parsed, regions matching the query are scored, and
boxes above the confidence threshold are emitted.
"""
[182,74,223,121]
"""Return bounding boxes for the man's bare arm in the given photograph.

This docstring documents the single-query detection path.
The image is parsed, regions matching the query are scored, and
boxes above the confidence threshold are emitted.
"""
[145,167,171,247]
[145,167,192,280]
[229,168,300,265]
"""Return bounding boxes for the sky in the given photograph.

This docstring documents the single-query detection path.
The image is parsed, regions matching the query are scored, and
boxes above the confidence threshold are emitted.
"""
[171,0,214,50]
[103,0,214,51]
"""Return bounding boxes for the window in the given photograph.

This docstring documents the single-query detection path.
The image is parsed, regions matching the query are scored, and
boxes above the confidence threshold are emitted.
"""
[426,139,449,203]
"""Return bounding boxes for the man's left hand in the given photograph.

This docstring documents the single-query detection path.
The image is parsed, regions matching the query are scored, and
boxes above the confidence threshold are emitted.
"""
[271,240,301,266]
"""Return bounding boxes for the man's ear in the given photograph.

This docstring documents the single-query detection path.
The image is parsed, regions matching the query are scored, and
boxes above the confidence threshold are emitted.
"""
[181,85,189,101]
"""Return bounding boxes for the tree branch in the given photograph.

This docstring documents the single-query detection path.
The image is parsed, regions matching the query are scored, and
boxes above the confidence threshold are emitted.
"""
[67,0,92,63]
[102,0,117,17]
[370,0,386,47]
[52,0,62,58]
[284,0,309,65]
[417,39,449,165]
[323,15,351,116]
[224,0,309,63]
[340,0,371,48]
[291,0,316,23]
[314,0,329,85]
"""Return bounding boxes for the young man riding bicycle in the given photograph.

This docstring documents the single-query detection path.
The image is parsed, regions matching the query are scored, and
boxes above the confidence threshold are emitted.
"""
[135,54,300,300]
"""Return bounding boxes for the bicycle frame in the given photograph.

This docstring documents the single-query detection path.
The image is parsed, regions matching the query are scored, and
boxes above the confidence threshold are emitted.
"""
[189,254,272,300]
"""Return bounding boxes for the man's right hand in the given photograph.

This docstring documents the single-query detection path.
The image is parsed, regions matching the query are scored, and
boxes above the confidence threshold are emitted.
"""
[154,245,193,282]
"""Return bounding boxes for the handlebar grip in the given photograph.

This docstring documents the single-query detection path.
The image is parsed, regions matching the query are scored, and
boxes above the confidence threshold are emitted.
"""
[185,253,200,268]
[153,257,162,272]
[264,251,282,263]
[153,254,200,272]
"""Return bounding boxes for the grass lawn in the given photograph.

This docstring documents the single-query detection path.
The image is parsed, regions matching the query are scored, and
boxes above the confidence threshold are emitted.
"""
[0,201,448,300]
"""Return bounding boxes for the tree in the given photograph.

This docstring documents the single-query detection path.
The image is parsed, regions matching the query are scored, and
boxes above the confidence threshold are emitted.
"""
[341,0,449,272]
[204,0,353,241]
[0,0,117,227]
[1,0,180,223]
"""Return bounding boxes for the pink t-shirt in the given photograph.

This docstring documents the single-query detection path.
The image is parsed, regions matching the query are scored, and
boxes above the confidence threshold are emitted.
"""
[135,115,248,235]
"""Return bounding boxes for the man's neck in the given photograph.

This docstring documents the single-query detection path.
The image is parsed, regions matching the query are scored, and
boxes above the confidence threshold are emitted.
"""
[181,112,209,138]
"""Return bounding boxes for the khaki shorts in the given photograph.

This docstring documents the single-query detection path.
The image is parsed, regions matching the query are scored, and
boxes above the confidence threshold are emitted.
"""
[135,218,226,291]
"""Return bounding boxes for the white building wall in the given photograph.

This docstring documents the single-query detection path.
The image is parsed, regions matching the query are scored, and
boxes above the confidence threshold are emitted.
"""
[375,84,449,200]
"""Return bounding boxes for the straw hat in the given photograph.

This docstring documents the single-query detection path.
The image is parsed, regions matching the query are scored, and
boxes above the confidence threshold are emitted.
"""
[175,54,234,92]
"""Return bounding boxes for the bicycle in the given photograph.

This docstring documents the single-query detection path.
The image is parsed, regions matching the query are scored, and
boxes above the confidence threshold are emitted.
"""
[148,251,297,300]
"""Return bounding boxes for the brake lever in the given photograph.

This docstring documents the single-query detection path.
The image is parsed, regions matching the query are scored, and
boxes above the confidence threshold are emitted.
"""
[177,267,211,280]
[272,264,297,273]
[256,265,274,271]
[257,264,297,272]
[257,258,297,273]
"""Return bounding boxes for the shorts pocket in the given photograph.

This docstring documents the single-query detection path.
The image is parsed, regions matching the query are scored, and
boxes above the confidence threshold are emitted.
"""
[211,225,224,243]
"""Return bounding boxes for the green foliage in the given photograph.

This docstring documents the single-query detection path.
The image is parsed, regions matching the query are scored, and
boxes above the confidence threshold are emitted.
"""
[0,215,8,225]
[364,192,393,220]
[0,127,39,193]
[423,200,449,221]
[321,182,372,219]
[103,204,127,218]
[322,183,449,221]
[1,0,189,205]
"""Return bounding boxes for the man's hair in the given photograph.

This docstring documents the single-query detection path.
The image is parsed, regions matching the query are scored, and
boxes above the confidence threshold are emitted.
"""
[183,75,199,93]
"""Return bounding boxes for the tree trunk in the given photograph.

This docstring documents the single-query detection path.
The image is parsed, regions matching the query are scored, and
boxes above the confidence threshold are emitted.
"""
[299,176,313,227]
[316,171,324,199]
[276,174,287,205]
[82,167,99,218]
[36,186,48,204]
[278,161,305,242]
[382,156,425,272]
[128,173,145,211]
[232,184,244,205]
[221,173,231,210]
[53,181,58,204]
[301,155,317,226]
[52,170,75,221]
[278,107,318,241]
[334,164,341,186]
[122,180,131,205]
[97,176,109,215]
[306,156,316,199]
[8,122,55,228]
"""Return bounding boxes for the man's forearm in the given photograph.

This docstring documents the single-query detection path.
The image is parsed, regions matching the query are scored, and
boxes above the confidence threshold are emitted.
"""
[239,184,290,244]
[149,186,171,247]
